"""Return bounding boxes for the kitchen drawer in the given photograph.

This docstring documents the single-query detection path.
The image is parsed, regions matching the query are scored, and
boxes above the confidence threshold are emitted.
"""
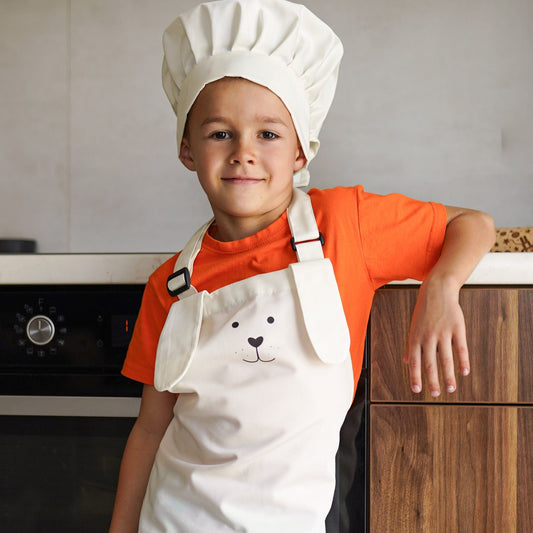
[369,287,533,404]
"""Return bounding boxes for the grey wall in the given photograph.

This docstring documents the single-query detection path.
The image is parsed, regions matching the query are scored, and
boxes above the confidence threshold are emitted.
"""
[1,0,531,253]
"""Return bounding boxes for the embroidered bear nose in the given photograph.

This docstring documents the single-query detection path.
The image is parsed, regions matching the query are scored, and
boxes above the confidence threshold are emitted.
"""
[248,336,264,348]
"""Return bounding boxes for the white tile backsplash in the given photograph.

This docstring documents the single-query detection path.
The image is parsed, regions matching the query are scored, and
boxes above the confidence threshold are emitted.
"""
[1,0,532,253]
[68,0,210,252]
[0,0,69,251]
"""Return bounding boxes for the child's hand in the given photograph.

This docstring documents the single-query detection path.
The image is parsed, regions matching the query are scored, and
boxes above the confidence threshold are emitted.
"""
[402,204,493,396]
[403,277,470,397]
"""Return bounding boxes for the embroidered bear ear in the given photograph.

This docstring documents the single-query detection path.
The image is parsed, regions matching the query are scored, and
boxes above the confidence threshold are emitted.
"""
[290,259,350,364]
[154,291,205,392]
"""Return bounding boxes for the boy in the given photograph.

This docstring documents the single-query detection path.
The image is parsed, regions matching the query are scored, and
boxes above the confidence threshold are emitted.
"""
[109,1,495,531]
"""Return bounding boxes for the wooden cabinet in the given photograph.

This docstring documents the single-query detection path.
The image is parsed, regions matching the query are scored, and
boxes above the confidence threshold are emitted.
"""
[368,287,533,532]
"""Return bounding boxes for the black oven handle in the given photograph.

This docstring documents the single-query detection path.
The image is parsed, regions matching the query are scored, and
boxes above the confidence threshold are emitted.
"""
[0,396,140,417]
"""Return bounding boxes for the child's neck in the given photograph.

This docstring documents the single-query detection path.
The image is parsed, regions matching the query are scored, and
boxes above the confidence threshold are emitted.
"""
[209,191,295,242]
[211,212,282,242]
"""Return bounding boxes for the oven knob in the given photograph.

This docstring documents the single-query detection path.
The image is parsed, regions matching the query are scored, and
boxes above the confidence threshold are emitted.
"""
[26,315,55,346]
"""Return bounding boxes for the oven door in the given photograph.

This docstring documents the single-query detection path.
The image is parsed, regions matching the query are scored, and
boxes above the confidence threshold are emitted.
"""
[0,396,140,533]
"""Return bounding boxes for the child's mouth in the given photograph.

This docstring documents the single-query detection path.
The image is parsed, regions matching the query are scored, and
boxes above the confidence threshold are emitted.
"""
[222,177,263,185]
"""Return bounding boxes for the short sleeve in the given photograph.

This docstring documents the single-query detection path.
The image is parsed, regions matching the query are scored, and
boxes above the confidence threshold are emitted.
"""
[121,259,176,385]
[356,187,447,289]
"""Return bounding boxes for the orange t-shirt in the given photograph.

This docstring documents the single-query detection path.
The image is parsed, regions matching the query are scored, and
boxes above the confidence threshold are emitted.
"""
[122,186,447,386]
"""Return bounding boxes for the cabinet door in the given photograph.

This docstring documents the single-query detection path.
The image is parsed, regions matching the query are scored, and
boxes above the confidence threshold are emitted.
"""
[369,404,533,532]
[518,290,533,402]
[370,288,533,403]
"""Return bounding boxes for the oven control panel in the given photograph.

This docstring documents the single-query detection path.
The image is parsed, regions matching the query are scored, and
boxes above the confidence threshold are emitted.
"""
[0,285,145,396]
[14,299,67,358]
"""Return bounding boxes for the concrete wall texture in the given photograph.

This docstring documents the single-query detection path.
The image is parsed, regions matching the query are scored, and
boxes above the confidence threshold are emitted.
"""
[1,0,531,252]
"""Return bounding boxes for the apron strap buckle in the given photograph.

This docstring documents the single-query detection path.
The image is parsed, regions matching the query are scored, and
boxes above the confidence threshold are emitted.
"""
[167,267,191,297]
[290,233,325,262]
[290,232,325,252]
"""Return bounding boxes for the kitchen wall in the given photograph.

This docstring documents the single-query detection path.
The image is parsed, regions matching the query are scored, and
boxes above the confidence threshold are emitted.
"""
[1,0,532,253]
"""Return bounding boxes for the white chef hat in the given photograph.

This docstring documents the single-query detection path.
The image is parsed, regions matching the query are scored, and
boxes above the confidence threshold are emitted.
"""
[162,0,343,187]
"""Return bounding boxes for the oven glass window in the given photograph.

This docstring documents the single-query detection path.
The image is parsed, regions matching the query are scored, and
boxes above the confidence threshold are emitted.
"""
[0,416,134,532]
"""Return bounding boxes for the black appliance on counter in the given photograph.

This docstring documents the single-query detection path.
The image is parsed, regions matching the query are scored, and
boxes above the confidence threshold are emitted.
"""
[0,254,367,533]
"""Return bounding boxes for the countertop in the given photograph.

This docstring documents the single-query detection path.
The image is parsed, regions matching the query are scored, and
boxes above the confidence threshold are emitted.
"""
[390,252,533,285]
[0,252,531,285]
[0,253,173,284]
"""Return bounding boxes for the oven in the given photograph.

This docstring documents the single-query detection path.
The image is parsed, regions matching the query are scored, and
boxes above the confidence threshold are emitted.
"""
[0,254,171,533]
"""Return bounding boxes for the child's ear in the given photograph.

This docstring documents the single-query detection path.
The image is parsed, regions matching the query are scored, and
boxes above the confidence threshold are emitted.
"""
[293,145,307,173]
[179,137,196,171]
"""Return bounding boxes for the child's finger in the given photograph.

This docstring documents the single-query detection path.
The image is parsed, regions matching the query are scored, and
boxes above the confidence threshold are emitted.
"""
[438,340,457,393]
[453,320,470,377]
[422,340,441,397]
[405,344,423,394]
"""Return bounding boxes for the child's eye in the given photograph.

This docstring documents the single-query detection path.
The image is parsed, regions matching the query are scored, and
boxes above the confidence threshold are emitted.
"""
[210,131,230,140]
[259,131,278,140]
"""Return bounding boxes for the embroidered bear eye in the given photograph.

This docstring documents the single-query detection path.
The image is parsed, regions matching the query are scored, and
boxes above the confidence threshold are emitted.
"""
[267,317,274,324]
[232,322,239,328]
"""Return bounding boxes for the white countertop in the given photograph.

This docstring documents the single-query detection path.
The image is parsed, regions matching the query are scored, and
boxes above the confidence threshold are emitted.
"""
[0,252,531,285]
[390,252,533,285]
[0,253,173,284]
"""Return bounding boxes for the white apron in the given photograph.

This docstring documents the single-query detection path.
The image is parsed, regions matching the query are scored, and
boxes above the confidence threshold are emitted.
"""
[139,189,354,533]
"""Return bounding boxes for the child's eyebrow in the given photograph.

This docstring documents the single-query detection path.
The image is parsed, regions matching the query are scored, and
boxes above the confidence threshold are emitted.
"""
[200,116,230,127]
[200,115,289,128]
[256,115,289,127]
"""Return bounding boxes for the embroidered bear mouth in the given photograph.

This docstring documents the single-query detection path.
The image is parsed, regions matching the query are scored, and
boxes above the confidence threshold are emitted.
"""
[243,336,276,363]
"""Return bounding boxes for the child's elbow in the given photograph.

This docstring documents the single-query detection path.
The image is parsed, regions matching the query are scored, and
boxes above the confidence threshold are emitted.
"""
[446,206,496,251]
[473,210,496,250]
[481,210,496,241]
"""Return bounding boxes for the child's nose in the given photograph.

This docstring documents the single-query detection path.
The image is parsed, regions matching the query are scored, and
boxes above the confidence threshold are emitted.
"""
[229,137,256,165]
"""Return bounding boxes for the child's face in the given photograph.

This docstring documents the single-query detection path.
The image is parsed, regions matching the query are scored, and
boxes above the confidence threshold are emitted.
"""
[179,77,306,241]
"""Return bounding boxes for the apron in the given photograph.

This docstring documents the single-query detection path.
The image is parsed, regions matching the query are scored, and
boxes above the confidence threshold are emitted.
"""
[139,188,354,533]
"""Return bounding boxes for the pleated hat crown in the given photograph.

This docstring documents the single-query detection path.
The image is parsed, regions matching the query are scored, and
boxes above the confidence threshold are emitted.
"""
[162,0,343,186]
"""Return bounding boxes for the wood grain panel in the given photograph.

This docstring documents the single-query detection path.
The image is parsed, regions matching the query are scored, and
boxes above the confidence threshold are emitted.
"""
[459,289,518,403]
[370,405,518,533]
[518,289,533,402]
[370,288,519,403]
[369,289,417,402]
[518,408,533,532]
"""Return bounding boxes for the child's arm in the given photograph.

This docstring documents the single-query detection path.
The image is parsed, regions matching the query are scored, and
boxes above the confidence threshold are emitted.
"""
[403,206,495,397]
[109,385,176,533]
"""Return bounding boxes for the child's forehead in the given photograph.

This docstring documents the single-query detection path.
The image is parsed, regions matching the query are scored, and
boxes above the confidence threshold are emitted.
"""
[198,77,282,103]
[189,77,294,124]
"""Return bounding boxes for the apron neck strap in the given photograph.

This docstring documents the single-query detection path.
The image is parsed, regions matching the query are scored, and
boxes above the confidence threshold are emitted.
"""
[167,189,324,298]
[166,219,212,298]
[287,188,325,263]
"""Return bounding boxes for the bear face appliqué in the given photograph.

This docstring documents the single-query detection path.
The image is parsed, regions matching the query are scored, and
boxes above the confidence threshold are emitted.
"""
[231,316,277,363]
